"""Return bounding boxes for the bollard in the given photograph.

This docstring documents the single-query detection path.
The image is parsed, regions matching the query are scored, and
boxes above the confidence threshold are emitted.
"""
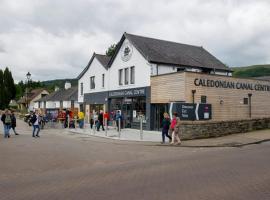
[140,116,143,140]
[75,118,77,129]
[105,118,108,137]
[93,119,96,135]
[118,118,121,138]
[67,115,70,128]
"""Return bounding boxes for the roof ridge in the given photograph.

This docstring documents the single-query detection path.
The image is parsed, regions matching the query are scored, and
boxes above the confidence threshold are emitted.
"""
[124,32,203,49]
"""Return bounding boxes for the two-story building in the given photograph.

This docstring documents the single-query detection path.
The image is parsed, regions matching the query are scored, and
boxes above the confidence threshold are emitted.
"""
[78,32,233,130]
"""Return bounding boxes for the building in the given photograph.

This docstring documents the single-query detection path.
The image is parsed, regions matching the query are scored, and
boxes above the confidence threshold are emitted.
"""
[78,53,111,123]
[79,32,238,130]
[18,88,49,111]
[35,82,79,118]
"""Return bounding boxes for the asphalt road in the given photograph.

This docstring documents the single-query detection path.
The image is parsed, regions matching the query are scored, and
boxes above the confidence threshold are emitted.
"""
[0,120,270,200]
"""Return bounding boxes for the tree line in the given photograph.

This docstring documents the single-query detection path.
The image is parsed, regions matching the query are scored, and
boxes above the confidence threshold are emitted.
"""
[0,67,16,110]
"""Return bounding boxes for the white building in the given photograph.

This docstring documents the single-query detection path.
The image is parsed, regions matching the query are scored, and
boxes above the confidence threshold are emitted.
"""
[36,82,79,118]
[78,32,232,130]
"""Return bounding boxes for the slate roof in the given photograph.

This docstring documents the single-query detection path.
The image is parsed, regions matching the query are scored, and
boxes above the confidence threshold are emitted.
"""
[18,89,48,104]
[77,53,111,79]
[36,87,78,102]
[108,32,231,72]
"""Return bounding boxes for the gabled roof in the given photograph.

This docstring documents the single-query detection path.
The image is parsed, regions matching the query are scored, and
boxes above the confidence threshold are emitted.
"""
[18,88,48,104]
[77,53,111,80]
[36,87,78,102]
[108,32,231,71]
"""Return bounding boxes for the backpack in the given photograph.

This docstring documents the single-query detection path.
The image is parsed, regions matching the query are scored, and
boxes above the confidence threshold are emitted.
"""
[5,115,11,124]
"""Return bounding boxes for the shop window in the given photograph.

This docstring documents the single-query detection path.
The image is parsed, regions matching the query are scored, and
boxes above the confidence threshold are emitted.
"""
[119,69,123,85]
[201,95,207,103]
[132,97,146,123]
[90,76,95,89]
[130,66,135,84]
[102,74,105,88]
[243,98,248,105]
[125,68,129,85]
[80,83,83,95]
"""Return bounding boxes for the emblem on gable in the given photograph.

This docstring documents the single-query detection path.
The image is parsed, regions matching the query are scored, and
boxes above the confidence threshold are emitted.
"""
[121,41,133,62]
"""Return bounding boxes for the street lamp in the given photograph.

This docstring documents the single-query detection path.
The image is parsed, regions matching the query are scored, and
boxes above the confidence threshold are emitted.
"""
[26,72,31,110]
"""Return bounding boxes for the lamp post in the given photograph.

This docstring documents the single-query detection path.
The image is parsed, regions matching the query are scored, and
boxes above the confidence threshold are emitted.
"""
[26,72,31,110]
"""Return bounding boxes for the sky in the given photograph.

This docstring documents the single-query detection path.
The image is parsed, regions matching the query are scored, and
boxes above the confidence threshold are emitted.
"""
[0,0,270,82]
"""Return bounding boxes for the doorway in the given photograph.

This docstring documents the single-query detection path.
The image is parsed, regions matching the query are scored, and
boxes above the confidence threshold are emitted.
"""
[153,104,169,131]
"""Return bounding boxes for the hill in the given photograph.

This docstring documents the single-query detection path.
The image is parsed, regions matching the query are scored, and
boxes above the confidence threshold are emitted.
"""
[42,78,78,92]
[232,64,270,79]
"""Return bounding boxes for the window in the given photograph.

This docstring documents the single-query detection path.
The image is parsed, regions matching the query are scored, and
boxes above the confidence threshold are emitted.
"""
[102,74,105,88]
[125,68,129,85]
[130,66,135,84]
[119,69,123,85]
[201,96,207,103]
[243,98,248,105]
[90,76,95,89]
[80,83,83,95]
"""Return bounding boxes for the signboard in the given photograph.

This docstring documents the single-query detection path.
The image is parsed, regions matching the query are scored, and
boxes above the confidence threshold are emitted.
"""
[169,103,212,121]
[108,87,146,98]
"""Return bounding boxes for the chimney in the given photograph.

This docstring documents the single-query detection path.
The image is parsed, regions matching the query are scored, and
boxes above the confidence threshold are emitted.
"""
[64,82,71,90]
[55,86,60,92]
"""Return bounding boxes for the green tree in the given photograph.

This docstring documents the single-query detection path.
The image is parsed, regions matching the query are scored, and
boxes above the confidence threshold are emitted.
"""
[106,44,117,57]
[0,70,4,109]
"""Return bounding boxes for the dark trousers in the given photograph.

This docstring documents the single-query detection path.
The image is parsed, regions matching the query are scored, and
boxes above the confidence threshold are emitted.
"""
[162,129,172,143]
[97,122,104,131]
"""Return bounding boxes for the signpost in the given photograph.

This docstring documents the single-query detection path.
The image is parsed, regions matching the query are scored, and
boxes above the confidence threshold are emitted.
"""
[170,103,212,121]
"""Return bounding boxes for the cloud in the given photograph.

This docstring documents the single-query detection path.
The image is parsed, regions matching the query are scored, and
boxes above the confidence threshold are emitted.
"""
[0,0,270,82]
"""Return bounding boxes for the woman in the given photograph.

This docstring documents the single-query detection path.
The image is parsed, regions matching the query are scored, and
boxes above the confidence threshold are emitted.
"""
[11,110,19,135]
[170,117,181,145]
[161,112,172,144]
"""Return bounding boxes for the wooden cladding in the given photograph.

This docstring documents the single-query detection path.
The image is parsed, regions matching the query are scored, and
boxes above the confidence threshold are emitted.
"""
[151,72,270,121]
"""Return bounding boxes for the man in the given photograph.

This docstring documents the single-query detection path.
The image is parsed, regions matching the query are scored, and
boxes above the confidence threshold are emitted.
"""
[97,110,105,131]
[11,110,19,135]
[78,111,85,129]
[1,109,12,138]
[30,110,41,137]
[115,110,122,132]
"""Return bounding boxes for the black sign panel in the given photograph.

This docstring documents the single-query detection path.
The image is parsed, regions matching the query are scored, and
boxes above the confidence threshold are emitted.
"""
[170,103,212,121]
[108,87,146,98]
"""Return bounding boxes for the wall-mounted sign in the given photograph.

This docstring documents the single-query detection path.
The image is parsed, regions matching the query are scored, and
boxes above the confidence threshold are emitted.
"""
[194,78,270,92]
[121,41,133,62]
[108,87,146,98]
[170,102,212,121]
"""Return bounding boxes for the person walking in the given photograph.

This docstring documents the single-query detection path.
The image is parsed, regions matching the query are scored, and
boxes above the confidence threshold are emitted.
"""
[11,110,19,135]
[31,110,41,137]
[161,112,172,144]
[169,112,177,141]
[1,109,12,138]
[115,110,122,131]
[78,111,85,129]
[170,117,181,145]
[97,110,105,131]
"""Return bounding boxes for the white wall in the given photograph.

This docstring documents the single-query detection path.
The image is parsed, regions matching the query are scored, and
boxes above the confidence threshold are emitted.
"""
[78,57,109,103]
[108,38,151,91]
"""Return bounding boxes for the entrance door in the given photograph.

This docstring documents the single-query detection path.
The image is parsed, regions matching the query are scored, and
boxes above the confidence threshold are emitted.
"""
[122,102,132,128]
[154,104,168,131]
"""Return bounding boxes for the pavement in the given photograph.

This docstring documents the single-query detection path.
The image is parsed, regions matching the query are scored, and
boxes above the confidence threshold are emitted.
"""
[68,123,270,147]
[1,119,270,200]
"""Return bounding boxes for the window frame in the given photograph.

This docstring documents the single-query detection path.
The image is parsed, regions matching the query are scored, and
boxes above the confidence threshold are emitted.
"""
[130,66,135,84]
[119,69,123,85]
[124,68,129,85]
[90,76,95,89]
[102,74,105,88]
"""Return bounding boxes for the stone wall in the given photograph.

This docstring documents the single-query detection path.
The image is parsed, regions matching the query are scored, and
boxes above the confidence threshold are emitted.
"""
[180,118,270,140]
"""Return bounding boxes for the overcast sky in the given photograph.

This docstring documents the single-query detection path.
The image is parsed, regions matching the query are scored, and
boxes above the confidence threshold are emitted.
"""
[0,0,270,82]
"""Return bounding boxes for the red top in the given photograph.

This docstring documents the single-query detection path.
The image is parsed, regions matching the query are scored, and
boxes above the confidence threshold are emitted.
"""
[103,112,109,120]
[170,118,177,129]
